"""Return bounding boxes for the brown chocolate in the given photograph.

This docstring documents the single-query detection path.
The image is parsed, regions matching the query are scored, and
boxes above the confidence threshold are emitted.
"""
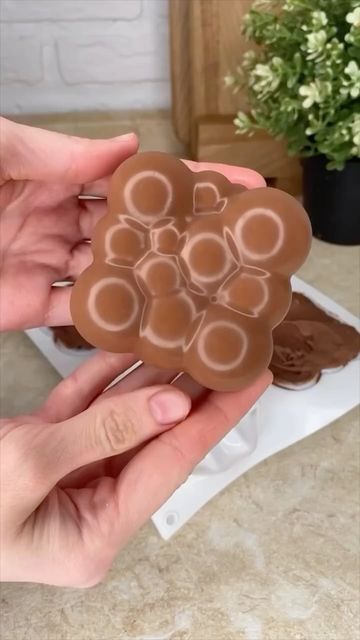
[51,326,94,351]
[71,152,311,391]
[270,293,360,389]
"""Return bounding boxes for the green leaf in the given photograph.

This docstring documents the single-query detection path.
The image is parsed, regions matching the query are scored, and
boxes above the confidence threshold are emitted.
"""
[227,0,360,165]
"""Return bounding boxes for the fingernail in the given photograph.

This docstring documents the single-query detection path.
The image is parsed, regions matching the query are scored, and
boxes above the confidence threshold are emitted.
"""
[149,390,191,425]
[112,132,137,143]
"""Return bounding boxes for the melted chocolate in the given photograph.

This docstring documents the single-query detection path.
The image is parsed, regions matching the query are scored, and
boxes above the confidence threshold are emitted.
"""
[51,326,94,351]
[270,293,360,389]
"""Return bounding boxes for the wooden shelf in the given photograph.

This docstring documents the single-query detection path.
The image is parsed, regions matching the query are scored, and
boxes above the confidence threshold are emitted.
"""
[170,0,302,195]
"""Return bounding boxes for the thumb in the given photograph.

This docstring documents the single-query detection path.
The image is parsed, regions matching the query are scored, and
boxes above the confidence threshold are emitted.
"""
[0,116,138,184]
[21,386,191,511]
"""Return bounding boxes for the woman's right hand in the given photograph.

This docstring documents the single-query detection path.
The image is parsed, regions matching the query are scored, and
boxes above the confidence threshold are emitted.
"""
[0,349,271,587]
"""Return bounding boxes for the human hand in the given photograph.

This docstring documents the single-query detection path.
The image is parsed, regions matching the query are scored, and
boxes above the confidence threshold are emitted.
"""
[0,116,265,331]
[0,117,138,330]
[0,350,272,587]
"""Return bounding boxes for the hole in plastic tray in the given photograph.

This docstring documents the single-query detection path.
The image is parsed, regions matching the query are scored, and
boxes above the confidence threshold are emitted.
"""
[165,512,179,527]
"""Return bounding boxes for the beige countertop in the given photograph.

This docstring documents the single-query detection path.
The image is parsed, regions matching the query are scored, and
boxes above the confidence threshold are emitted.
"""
[1,113,359,640]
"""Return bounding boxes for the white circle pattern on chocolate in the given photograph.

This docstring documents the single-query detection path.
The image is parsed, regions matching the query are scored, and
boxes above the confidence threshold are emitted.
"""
[182,232,233,283]
[104,222,145,263]
[197,320,247,372]
[124,171,173,223]
[137,255,181,295]
[235,207,285,260]
[88,277,139,332]
[221,271,270,314]
[140,291,198,348]
[249,277,270,313]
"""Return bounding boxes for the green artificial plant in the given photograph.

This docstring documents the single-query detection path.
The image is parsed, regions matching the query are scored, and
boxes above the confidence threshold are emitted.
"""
[226,0,360,169]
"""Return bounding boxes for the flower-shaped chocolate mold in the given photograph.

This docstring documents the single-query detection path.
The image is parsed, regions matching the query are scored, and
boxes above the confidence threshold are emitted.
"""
[71,151,312,391]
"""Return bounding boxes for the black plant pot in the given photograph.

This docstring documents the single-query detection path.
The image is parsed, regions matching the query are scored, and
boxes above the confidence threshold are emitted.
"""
[302,155,360,246]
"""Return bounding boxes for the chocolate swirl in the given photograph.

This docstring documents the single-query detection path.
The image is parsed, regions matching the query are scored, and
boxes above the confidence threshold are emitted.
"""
[270,293,360,389]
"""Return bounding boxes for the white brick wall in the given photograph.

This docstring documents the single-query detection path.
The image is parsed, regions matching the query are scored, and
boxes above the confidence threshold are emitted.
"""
[0,0,170,114]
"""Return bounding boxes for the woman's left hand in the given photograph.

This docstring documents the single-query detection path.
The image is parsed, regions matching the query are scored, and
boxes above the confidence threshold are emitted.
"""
[0,117,138,330]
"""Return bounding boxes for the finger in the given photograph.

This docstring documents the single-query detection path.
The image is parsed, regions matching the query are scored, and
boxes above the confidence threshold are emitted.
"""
[95,364,178,403]
[182,159,266,189]
[80,160,267,197]
[172,372,207,403]
[0,117,138,184]
[30,386,192,505]
[78,198,107,239]
[58,364,179,489]
[116,370,272,536]
[59,369,255,490]
[38,351,138,422]
[82,372,204,485]
[65,374,208,488]
[77,165,265,236]
[81,176,111,198]
[45,240,94,324]
[44,286,73,326]
[68,242,92,279]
